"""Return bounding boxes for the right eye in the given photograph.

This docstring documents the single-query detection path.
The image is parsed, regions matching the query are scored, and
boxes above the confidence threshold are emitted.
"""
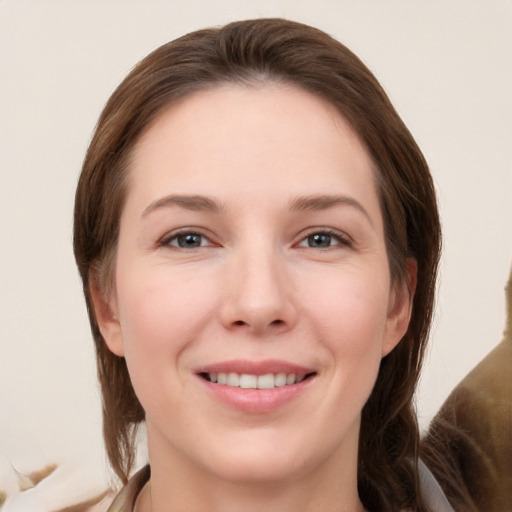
[162,231,213,249]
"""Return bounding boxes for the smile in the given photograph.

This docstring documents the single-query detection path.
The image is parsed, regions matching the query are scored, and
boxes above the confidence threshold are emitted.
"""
[196,360,317,411]
[202,372,309,389]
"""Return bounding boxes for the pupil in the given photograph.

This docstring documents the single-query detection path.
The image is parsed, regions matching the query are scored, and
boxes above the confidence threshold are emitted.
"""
[309,233,330,247]
[178,234,201,248]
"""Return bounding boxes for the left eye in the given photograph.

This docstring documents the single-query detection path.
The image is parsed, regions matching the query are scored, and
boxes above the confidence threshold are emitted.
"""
[298,232,345,248]
[166,232,211,248]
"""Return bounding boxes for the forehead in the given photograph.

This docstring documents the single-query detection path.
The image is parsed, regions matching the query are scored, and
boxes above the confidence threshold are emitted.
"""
[126,83,379,213]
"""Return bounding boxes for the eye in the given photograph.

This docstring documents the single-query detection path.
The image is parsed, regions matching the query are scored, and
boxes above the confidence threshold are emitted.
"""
[297,230,350,249]
[162,231,212,249]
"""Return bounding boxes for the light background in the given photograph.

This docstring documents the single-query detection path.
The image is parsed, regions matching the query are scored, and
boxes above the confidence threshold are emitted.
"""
[1,0,511,478]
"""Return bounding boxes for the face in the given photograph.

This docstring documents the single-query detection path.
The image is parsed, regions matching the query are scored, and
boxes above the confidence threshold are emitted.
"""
[94,84,413,487]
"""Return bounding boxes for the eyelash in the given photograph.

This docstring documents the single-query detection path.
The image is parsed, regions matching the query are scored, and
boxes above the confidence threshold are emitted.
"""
[158,228,352,250]
[159,229,214,249]
[297,228,352,249]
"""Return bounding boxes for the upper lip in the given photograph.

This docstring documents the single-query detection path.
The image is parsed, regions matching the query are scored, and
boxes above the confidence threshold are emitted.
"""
[195,359,315,376]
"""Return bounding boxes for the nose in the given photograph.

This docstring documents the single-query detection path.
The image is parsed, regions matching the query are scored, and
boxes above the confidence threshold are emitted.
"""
[219,246,297,336]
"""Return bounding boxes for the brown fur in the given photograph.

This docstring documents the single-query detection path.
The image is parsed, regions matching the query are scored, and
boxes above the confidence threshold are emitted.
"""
[421,267,512,511]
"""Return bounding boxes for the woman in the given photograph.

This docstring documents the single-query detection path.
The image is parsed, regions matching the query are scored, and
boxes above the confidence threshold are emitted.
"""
[73,18,450,512]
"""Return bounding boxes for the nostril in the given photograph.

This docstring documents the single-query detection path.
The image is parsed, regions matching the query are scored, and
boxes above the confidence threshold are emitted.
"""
[231,319,284,328]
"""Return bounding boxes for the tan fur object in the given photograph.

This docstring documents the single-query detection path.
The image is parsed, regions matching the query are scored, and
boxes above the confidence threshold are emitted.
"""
[28,464,58,488]
[421,266,512,511]
[53,490,111,512]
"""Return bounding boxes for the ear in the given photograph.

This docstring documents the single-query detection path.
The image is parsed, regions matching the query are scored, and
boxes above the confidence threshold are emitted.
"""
[382,258,417,357]
[89,272,125,357]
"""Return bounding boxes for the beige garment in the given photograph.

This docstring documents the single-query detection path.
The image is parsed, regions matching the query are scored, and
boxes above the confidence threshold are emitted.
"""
[106,461,454,512]
[106,465,149,512]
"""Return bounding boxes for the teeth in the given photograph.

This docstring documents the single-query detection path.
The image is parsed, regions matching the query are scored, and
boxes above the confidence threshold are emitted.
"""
[209,372,307,389]
[275,373,287,387]
[227,372,239,386]
[239,374,257,388]
[257,374,275,389]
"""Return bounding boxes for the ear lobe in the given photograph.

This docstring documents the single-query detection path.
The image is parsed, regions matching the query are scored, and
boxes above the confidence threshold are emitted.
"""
[89,273,125,357]
[382,258,418,357]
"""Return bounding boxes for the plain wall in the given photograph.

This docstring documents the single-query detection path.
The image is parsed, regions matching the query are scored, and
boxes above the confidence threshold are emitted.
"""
[1,0,511,477]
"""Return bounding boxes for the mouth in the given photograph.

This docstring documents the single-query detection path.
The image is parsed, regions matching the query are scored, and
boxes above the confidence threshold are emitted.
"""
[195,360,317,412]
[199,371,316,389]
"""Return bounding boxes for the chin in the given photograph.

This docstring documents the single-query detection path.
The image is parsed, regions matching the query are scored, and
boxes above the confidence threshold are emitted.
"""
[197,432,319,485]
[212,454,307,485]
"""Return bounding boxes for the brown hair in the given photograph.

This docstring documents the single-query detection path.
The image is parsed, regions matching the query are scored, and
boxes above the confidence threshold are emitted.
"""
[74,18,441,511]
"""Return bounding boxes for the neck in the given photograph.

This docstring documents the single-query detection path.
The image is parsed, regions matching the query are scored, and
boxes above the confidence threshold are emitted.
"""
[139,427,365,512]
[139,471,365,512]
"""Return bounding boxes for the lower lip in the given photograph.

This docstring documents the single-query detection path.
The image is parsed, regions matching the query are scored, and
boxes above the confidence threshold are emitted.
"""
[200,377,314,413]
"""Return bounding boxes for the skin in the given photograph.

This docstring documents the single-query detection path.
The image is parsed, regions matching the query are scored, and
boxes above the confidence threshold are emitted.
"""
[92,84,415,512]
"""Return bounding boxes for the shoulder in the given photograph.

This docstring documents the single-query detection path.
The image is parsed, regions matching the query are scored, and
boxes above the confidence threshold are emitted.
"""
[106,465,150,512]
[417,458,455,512]
[106,462,452,512]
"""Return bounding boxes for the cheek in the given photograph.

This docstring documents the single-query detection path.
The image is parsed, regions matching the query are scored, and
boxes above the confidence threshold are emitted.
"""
[113,273,212,421]
[114,266,219,380]
[122,284,195,345]
[308,269,390,392]
[311,270,390,346]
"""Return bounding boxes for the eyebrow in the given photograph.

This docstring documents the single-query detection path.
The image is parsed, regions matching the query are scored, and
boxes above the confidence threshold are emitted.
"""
[289,194,373,226]
[141,193,373,225]
[141,194,224,218]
